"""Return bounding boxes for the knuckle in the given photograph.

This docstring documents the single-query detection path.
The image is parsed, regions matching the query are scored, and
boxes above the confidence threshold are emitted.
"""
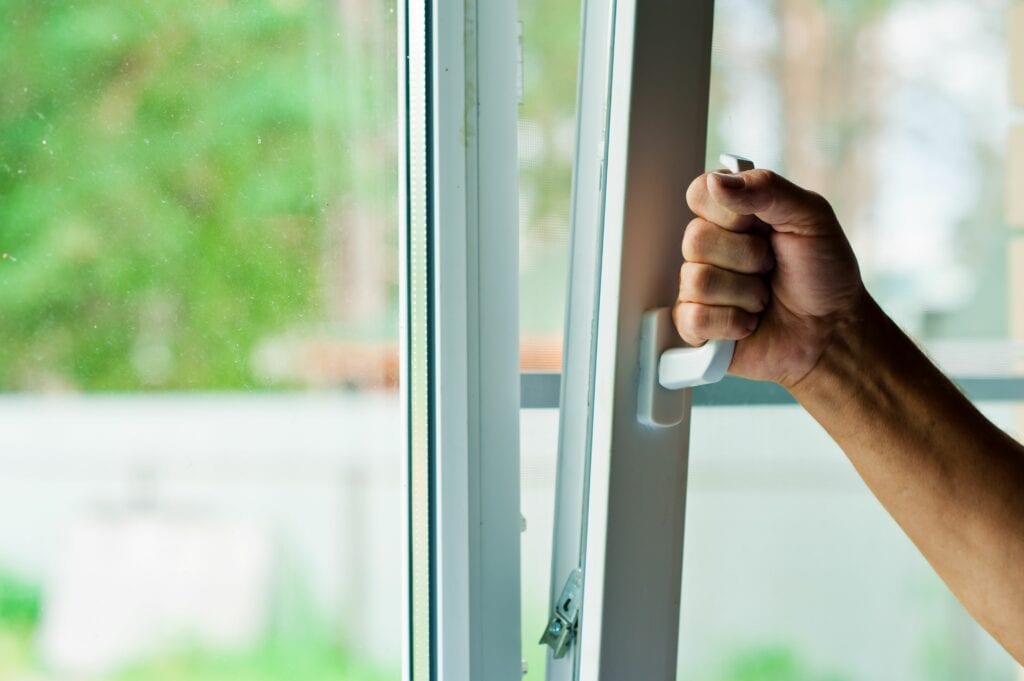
[751,168,778,186]
[688,263,716,295]
[673,303,705,344]
[806,190,836,218]
[678,263,694,291]
[683,303,710,331]
[685,174,708,214]
[682,219,713,261]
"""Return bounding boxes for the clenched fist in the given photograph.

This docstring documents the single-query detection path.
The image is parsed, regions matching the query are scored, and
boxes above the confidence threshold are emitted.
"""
[675,168,865,388]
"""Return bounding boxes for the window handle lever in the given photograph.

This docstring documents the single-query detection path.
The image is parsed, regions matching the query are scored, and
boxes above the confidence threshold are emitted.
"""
[637,154,753,427]
[657,337,735,390]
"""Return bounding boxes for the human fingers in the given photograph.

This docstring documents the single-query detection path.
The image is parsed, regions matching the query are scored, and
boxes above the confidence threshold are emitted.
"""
[685,171,758,232]
[672,301,759,347]
[678,262,769,314]
[681,217,774,275]
[705,169,838,236]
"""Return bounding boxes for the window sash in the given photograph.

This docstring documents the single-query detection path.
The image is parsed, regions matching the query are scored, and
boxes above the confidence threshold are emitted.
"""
[546,1,716,679]
[401,1,521,680]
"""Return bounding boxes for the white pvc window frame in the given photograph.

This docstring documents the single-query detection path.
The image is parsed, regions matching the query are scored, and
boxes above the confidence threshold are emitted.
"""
[400,1,522,680]
[402,0,717,678]
[547,1,715,679]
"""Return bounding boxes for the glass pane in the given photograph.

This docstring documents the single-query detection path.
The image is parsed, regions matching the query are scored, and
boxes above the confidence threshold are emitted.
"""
[516,0,581,674]
[517,0,581,373]
[520,408,562,677]
[706,0,1017,352]
[687,2,1023,677]
[680,402,1022,681]
[0,2,399,679]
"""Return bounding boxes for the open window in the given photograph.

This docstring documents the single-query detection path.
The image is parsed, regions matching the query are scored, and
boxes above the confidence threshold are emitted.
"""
[7,1,1017,680]
[9,1,999,680]
[401,1,1024,680]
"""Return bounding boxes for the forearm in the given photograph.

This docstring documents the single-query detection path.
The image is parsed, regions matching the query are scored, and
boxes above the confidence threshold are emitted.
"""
[791,292,1024,662]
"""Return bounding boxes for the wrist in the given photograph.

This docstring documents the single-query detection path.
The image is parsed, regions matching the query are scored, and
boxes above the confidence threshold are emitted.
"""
[786,287,883,403]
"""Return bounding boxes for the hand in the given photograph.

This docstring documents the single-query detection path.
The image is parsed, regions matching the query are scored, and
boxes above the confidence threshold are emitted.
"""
[675,168,865,388]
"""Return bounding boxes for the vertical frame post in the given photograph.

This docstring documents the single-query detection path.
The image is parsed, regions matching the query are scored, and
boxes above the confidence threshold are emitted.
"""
[433,0,522,679]
[402,0,522,680]
[548,0,715,679]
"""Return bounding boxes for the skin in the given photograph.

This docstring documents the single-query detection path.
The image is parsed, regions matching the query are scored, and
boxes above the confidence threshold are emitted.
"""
[676,168,1024,664]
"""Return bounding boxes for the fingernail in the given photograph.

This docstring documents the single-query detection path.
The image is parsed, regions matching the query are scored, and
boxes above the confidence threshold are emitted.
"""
[712,172,745,189]
[745,315,758,331]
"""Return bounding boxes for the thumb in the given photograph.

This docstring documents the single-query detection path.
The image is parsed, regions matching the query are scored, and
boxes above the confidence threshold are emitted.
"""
[707,169,836,236]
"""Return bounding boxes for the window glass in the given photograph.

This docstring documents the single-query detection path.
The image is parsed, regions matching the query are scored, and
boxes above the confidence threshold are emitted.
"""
[0,2,399,679]
[517,0,580,373]
[520,408,562,677]
[516,0,580,674]
[680,1,1024,679]
[706,0,1016,349]
[681,402,1021,681]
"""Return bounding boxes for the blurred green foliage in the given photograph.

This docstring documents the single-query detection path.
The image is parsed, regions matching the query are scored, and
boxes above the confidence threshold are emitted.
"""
[517,0,578,239]
[0,570,40,631]
[516,0,579,337]
[711,646,849,681]
[0,570,41,678]
[0,623,395,681]
[0,0,395,391]
[111,642,394,681]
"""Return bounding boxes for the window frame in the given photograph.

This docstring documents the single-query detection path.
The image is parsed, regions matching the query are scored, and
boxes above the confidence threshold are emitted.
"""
[545,1,716,679]
[407,1,1023,679]
[400,1,522,679]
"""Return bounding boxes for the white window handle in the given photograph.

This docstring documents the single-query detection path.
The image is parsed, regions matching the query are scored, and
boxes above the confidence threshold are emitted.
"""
[658,336,735,389]
[637,153,754,426]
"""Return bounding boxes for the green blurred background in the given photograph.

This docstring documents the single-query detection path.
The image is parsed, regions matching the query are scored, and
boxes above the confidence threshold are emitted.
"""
[0,0,396,392]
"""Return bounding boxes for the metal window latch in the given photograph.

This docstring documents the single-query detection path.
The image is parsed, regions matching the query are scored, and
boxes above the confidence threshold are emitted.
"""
[539,568,582,659]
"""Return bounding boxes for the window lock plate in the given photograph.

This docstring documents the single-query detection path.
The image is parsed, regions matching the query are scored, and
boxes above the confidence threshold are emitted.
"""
[539,568,582,659]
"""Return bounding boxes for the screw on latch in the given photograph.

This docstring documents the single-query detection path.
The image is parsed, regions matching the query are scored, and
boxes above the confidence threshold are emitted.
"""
[539,568,582,659]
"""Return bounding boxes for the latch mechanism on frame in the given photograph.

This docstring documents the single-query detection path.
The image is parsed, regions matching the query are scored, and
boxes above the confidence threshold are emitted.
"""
[539,568,583,659]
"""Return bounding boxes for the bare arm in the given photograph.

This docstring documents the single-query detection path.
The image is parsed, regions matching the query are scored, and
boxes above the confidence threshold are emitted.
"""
[676,168,1024,663]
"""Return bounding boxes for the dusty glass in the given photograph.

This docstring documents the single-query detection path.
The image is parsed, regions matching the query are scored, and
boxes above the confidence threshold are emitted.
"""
[0,2,400,679]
